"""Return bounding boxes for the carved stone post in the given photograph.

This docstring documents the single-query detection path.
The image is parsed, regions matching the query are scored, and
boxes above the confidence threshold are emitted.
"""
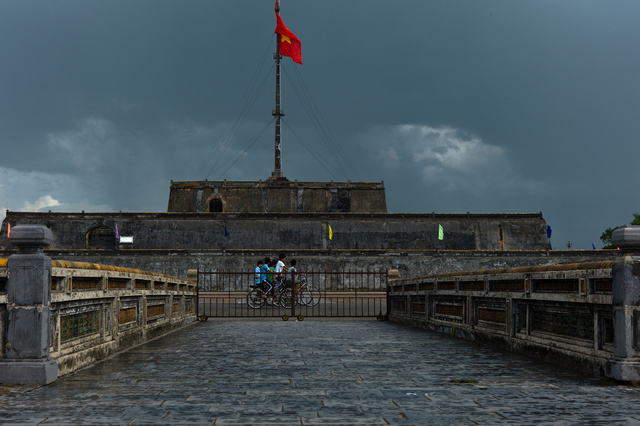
[608,226,640,381]
[0,225,58,384]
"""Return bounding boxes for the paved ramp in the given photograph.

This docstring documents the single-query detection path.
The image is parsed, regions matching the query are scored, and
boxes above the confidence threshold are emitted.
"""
[1,319,639,424]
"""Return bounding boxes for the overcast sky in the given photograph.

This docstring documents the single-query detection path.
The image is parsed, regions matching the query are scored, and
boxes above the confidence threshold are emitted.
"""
[1,1,639,249]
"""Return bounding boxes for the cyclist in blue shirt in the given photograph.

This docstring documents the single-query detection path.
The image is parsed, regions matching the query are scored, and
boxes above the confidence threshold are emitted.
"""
[254,260,264,286]
[260,257,271,284]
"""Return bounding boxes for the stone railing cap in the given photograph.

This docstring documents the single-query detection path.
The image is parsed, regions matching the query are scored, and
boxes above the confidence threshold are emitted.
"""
[612,226,640,252]
[387,269,400,279]
[9,224,53,250]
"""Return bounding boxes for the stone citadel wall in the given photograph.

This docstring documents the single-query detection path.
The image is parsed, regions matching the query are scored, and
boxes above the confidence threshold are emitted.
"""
[0,210,579,279]
[0,211,551,252]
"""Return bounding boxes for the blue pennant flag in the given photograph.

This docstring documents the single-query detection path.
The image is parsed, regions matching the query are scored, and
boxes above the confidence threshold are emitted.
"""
[224,224,228,237]
[546,225,552,239]
[592,243,596,250]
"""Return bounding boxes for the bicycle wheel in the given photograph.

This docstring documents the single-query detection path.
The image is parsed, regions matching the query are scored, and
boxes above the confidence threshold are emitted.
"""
[304,286,321,307]
[298,285,314,306]
[278,288,294,308]
[246,288,265,309]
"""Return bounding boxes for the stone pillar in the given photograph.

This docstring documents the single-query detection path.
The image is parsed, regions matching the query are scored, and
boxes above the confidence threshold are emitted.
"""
[0,225,58,385]
[607,226,640,381]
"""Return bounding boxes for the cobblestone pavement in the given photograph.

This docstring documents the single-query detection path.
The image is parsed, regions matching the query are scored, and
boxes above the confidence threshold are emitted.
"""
[2,319,640,424]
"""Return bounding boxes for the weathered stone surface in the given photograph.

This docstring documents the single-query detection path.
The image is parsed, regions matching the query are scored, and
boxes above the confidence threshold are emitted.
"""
[30,248,614,280]
[0,211,551,252]
[609,248,640,381]
[0,224,56,385]
[612,254,640,306]
[0,226,197,384]
[0,200,562,282]
[607,357,640,382]
[2,320,640,424]
[7,258,51,305]
[8,225,52,253]
[388,261,616,377]
[5,307,50,359]
[612,225,640,253]
[0,357,57,385]
[0,305,5,362]
[167,180,388,213]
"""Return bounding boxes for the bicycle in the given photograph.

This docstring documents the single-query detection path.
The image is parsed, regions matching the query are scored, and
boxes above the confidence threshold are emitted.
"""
[295,277,321,307]
[246,280,290,309]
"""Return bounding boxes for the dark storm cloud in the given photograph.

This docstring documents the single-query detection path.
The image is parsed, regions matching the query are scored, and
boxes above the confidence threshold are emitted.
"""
[1,0,639,249]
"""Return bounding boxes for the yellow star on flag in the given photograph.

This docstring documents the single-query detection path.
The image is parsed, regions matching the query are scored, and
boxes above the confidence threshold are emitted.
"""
[281,35,291,44]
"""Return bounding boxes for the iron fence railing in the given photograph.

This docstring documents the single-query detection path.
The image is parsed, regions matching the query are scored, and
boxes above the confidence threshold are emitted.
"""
[197,270,388,319]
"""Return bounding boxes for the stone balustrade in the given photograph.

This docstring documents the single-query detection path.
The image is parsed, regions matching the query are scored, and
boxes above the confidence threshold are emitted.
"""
[0,225,196,385]
[388,261,615,376]
[388,226,640,383]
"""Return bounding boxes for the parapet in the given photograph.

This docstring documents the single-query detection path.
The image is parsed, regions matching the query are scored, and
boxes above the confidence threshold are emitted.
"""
[167,180,388,213]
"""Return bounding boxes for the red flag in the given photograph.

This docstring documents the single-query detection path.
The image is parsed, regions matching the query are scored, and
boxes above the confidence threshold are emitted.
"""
[7,223,10,238]
[275,3,302,64]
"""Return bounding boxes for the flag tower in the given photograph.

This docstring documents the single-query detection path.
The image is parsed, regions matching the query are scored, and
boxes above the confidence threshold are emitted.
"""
[270,0,302,180]
[271,0,284,180]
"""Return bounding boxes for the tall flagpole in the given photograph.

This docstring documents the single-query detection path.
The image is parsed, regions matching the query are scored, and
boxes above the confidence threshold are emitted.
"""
[271,0,285,180]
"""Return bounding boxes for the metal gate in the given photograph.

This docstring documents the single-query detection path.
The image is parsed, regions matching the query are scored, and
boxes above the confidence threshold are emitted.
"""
[197,270,388,320]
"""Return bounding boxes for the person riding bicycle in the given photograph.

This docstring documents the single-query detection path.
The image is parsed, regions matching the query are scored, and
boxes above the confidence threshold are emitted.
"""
[260,257,271,283]
[288,259,303,294]
[267,259,278,285]
[254,259,264,287]
[246,258,296,310]
[275,253,289,286]
[259,257,274,297]
[260,259,282,303]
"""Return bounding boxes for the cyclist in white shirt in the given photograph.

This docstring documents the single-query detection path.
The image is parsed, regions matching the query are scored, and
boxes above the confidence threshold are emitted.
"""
[275,253,287,284]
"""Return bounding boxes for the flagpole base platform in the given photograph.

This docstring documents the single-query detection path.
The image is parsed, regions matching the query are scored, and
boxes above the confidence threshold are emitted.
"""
[267,172,288,181]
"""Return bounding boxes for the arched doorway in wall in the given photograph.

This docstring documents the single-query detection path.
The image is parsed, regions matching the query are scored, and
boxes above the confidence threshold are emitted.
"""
[86,226,116,249]
[209,198,223,212]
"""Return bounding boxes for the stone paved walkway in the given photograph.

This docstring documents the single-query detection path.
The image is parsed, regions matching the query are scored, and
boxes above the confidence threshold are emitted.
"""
[1,319,640,424]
